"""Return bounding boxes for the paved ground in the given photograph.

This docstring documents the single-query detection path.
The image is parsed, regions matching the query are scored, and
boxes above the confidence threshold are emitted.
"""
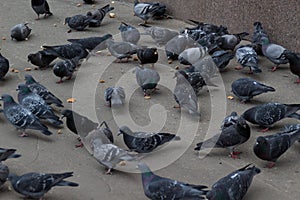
[0,0,300,199]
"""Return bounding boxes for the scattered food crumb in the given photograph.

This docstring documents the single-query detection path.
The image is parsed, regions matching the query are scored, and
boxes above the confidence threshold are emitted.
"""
[119,161,126,166]
[58,129,62,134]
[144,96,151,100]
[106,52,112,56]
[99,80,105,83]
[175,66,179,70]
[109,13,116,18]
[34,67,39,70]
[227,95,234,100]
[133,56,138,61]
[24,68,32,71]
[53,24,57,27]
[76,3,82,7]
[168,60,172,64]
[67,98,76,103]
[2,37,6,40]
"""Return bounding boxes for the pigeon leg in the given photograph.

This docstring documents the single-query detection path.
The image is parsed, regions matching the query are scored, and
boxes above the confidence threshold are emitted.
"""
[173,104,181,109]
[260,127,269,132]
[75,141,84,148]
[235,66,243,70]
[35,15,40,20]
[66,76,72,80]
[229,150,241,159]
[56,78,64,84]
[294,78,300,84]
[265,162,276,168]
[106,168,112,175]
[151,63,155,68]
[271,65,278,72]
[105,102,112,107]
[247,69,254,74]
[19,132,28,137]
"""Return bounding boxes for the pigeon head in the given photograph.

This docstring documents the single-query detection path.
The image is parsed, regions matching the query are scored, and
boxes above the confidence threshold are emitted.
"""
[7,173,18,183]
[16,84,31,94]
[24,74,36,84]
[86,11,92,17]
[64,17,71,25]
[253,136,268,159]
[137,162,152,174]
[61,109,73,119]
[260,37,270,45]
[0,94,15,104]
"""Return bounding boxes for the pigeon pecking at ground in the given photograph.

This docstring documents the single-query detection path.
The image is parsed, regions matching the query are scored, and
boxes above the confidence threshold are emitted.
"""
[24,74,64,107]
[231,77,275,102]
[10,23,31,41]
[0,53,9,80]
[107,39,139,62]
[242,102,300,132]
[206,164,261,200]
[119,22,140,45]
[133,0,166,25]
[52,56,81,83]
[42,43,89,60]
[31,0,52,20]
[136,47,158,68]
[8,172,79,199]
[27,50,57,69]
[235,45,262,73]
[137,162,208,199]
[86,4,114,27]
[194,117,250,159]
[140,25,178,45]
[253,127,300,168]
[283,50,300,83]
[135,66,160,97]
[0,94,53,137]
[118,126,180,153]
[211,50,235,71]
[104,86,126,107]
[17,84,63,127]
[216,32,249,51]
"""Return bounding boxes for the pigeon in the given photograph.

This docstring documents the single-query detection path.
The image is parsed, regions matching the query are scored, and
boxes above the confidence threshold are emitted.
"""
[0,163,9,187]
[42,43,89,60]
[17,84,63,126]
[242,102,300,132]
[173,71,199,116]
[252,22,269,55]
[86,4,114,27]
[10,23,31,41]
[0,148,21,162]
[8,172,79,199]
[27,50,57,69]
[216,32,249,51]
[261,37,288,71]
[104,87,126,107]
[133,0,166,24]
[52,57,81,83]
[31,0,52,20]
[24,74,64,107]
[253,128,300,168]
[107,39,139,62]
[119,22,140,44]
[140,25,178,45]
[83,0,95,4]
[136,47,158,68]
[194,117,250,159]
[137,162,208,200]
[165,34,198,62]
[118,126,180,153]
[178,46,208,65]
[235,45,262,73]
[61,110,113,147]
[211,50,235,70]
[231,78,275,102]
[64,14,95,31]
[220,111,239,129]
[206,164,261,200]
[0,94,53,137]
[191,56,218,80]
[135,66,160,96]
[67,34,112,53]
[0,53,9,80]
[282,124,300,133]
[283,50,300,83]
[92,140,140,174]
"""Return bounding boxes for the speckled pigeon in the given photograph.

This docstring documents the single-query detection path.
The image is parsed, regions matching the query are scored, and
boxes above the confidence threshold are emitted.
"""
[27,50,57,69]
[211,50,235,70]
[0,53,9,80]
[87,4,114,27]
[119,22,140,44]
[64,14,95,31]
[0,94,53,137]
[135,66,160,96]
[8,172,78,199]
[283,50,300,83]
[133,0,166,24]
[194,117,250,159]
[231,78,275,102]
[206,164,260,200]
[118,126,180,153]
[17,84,63,126]
[136,47,158,68]
[31,0,52,20]
[178,46,208,65]
[53,57,81,83]
[253,127,300,168]
[220,111,239,129]
[235,45,262,73]
[42,43,89,60]
[242,102,300,132]
[141,25,178,45]
[104,87,126,107]
[24,74,64,107]
[10,23,31,41]
[137,162,208,200]
[107,39,139,62]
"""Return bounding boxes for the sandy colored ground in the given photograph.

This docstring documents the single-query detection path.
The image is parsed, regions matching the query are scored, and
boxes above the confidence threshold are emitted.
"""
[0,0,299,199]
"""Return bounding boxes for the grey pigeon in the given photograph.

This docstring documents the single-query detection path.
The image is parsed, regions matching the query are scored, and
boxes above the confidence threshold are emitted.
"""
[133,0,166,24]
[242,102,300,132]
[64,14,95,31]
[173,71,199,116]
[211,50,235,70]
[178,46,208,65]
[10,23,31,41]
[141,25,178,45]
[8,172,78,199]
[42,43,89,60]
[24,74,64,107]
[252,22,269,55]
[107,39,139,62]
[194,117,250,159]
[0,53,9,80]
[165,33,198,62]
[253,127,300,168]
[283,50,300,83]
[235,45,262,73]
[137,162,207,200]
[53,57,81,83]
[86,4,114,27]
[92,140,140,174]
[28,50,57,69]
[0,94,53,137]
[231,78,275,102]
[119,22,140,44]
[118,126,180,153]
[0,163,9,187]
[261,37,288,71]
[0,148,21,162]
[136,47,158,68]
[31,0,52,20]
[17,84,63,126]
[67,34,112,53]
[135,66,160,96]
[104,87,126,107]
[192,56,219,80]
[216,32,249,51]
[220,111,239,130]
[206,164,260,200]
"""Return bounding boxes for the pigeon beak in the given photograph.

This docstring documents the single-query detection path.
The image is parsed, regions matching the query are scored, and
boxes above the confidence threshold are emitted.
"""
[117,131,122,136]
[60,115,65,119]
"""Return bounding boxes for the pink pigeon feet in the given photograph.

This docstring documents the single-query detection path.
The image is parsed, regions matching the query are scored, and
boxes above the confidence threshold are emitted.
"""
[271,66,278,72]
[75,142,84,148]
[229,151,242,159]
[235,66,243,70]
[19,132,28,137]
[265,162,276,168]
[294,78,300,84]
[260,127,269,132]
[56,79,63,84]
